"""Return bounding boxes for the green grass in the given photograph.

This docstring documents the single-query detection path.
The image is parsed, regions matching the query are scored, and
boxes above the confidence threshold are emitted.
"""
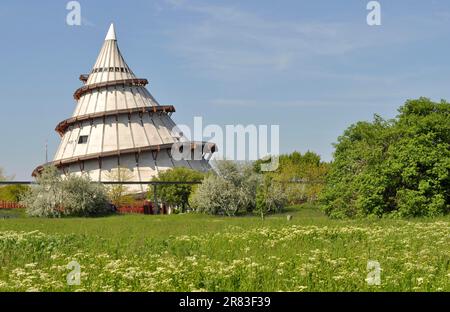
[0,205,448,292]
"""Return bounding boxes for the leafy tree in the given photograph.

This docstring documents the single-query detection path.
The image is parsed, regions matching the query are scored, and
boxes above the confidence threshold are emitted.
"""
[255,175,287,219]
[0,167,30,202]
[0,184,30,202]
[254,151,329,204]
[105,167,135,208]
[148,167,204,212]
[320,98,450,218]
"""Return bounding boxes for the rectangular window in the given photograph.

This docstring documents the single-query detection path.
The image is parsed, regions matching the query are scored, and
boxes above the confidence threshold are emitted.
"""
[78,135,88,144]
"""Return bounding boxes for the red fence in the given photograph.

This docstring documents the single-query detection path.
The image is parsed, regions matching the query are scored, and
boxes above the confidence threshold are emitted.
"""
[117,206,145,214]
[0,201,24,209]
[117,201,168,215]
[0,199,168,214]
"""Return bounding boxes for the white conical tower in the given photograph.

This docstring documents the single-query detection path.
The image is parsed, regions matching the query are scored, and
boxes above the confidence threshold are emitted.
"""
[33,24,216,193]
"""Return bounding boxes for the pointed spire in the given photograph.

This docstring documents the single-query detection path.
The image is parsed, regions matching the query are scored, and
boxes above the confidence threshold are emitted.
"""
[87,23,136,84]
[105,23,116,41]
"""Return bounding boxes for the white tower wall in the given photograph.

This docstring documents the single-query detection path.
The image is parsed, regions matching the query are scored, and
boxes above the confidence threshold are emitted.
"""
[33,24,215,194]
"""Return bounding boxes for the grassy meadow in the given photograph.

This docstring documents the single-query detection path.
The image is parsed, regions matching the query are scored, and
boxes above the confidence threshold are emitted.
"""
[0,205,448,292]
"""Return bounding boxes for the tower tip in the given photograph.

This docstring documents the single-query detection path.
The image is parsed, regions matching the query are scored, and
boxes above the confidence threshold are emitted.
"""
[105,23,116,41]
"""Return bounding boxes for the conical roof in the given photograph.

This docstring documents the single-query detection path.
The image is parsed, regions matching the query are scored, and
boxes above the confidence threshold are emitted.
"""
[86,23,136,85]
[33,24,216,192]
[71,23,160,118]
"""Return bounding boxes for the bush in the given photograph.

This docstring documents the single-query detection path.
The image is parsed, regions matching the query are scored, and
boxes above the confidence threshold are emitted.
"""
[320,98,450,218]
[22,166,112,217]
[190,161,259,216]
[190,160,287,216]
[189,174,241,216]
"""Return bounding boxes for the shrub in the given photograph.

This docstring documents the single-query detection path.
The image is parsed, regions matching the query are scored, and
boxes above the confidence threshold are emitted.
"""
[189,174,241,216]
[22,166,112,217]
[216,161,261,212]
[190,160,287,216]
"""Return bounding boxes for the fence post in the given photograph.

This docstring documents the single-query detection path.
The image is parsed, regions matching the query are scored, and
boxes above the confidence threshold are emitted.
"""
[153,184,159,214]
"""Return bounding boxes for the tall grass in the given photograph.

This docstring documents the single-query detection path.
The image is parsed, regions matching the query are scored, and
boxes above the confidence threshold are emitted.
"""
[0,206,448,291]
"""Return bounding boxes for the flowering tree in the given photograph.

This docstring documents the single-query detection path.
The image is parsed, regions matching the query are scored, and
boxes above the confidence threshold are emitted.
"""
[190,160,287,216]
[22,166,112,217]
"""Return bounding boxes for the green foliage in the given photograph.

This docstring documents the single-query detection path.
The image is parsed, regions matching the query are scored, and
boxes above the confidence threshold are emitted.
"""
[255,176,287,219]
[0,207,448,291]
[0,167,29,203]
[104,167,136,208]
[22,166,112,217]
[0,185,30,202]
[149,167,204,212]
[320,98,450,218]
[254,151,329,204]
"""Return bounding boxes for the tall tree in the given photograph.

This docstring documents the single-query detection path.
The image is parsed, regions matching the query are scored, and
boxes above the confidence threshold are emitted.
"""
[320,98,450,218]
[149,167,204,212]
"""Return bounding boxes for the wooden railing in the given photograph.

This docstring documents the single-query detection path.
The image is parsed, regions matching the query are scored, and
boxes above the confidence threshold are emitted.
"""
[117,201,170,215]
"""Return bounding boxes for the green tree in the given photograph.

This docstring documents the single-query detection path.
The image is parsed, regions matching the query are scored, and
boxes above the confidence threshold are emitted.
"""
[320,98,450,218]
[254,151,329,204]
[0,184,30,202]
[0,167,30,202]
[255,175,287,219]
[149,167,204,212]
[105,167,135,208]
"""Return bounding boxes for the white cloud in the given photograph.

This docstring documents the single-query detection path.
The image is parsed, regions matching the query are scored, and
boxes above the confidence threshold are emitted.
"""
[157,1,441,78]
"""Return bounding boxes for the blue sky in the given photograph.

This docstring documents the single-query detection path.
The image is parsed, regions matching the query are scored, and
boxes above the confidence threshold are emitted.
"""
[2,0,450,179]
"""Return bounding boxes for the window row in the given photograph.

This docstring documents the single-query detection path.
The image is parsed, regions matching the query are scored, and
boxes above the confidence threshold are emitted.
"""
[91,67,131,74]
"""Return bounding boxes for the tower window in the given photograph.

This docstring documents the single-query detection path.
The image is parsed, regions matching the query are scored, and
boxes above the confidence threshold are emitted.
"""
[78,135,88,144]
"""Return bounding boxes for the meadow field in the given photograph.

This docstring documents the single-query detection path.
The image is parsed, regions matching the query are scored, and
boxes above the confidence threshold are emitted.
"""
[0,206,448,292]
